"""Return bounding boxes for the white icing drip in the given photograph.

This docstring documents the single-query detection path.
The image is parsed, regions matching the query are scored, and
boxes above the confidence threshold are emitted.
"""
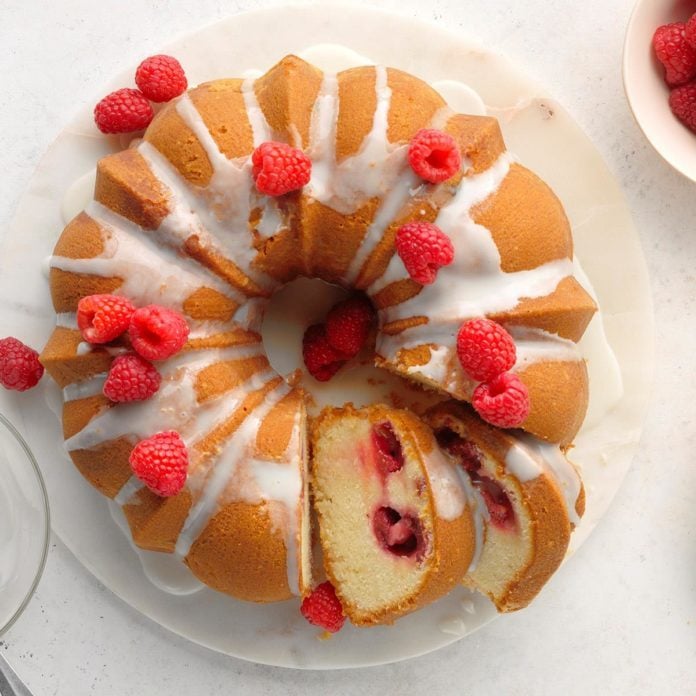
[452,464,489,572]
[167,97,276,291]
[241,77,272,145]
[175,380,290,558]
[432,80,487,117]
[108,500,205,595]
[51,201,240,312]
[509,326,581,369]
[76,342,91,356]
[63,373,107,402]
[63,345,265,451]
[504,435,582,525]
[373,153,576,391]
[114,476,143,506]
[422,445,467,522]
[56,312,77,329]
[255,199,285,239]
[306,66,408,217]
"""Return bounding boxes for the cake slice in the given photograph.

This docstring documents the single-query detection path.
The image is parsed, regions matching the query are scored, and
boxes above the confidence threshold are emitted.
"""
[311,404,475,626]
[425,401,585,612]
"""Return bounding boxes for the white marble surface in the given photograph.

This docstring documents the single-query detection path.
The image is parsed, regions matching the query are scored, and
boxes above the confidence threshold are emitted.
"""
[0,0,694,693]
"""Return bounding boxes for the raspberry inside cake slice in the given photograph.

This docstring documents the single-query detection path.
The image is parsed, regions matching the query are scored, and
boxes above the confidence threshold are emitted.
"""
[426,401,585,612]
[311,404,475,626]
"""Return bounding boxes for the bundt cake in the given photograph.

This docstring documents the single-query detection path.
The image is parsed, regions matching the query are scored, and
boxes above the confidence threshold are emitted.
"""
[40,54,595,612]
[311,404,475,625]
[425,401,584,611]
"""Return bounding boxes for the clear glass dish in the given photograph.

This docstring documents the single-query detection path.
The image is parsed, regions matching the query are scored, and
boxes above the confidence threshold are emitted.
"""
[0,413,49,636]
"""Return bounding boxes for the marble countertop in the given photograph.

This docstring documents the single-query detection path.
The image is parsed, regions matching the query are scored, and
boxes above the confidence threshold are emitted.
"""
[1,0,694,693]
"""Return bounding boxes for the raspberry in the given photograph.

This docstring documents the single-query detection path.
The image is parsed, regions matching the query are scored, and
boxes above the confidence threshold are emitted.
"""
[395,221,454,285]
[103,353,161,403]
[302,324,347,382]
[135,54,188,103]
[0,338,44,392]
[652,23,696,86]
[408,129,461,183]
[456,318,516,382]
[300,581,346,633]
[77,294,135,344]
[669,82,696,132]
[326,296,374,358]
[129,305,189,361]
[94,88,154,134]
[686,14,696,50]
[129,431,188,497]
[472,372,530,429]
[251,141,312,196]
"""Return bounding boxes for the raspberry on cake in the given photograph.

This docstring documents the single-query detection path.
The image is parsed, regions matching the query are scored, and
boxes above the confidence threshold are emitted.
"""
[472,372,530,429]
[302,323,347,381]
[456,318,516,382]
[252,141,312,196]
[395,221,454,285]
[129,430,189,497]
[103,353,161,403]
[129,305,189,361]
[325,295,374,358]
[77,294,135,344]
[408,128,461,182]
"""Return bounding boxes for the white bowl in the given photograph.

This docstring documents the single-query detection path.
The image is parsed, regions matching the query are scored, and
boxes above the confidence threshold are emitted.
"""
[623,0,696,181]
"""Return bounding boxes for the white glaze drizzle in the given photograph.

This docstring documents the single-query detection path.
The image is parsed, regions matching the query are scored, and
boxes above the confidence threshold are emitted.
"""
[114,476,143,506]
[241,76,272,145]
[137,140,275,295]
[63,373,107,402]
[56,312,77,329]
[51,200,243,313]
[451,464,489,572]
[422,445,467,522]
[508,326,581,369]
[504,435,582,525]
[64,345,266,451]
[175,380,290,557]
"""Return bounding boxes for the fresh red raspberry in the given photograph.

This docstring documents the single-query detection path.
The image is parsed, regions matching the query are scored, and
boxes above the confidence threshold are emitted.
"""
[93,88,154,134]
[251,141,312,196]
[326,296,375,358]
[395,221,454,285]
[103,353,161,403]
[77,294,135,344]
[669,82,696,132]
[129,305,189,361]
[300,581,346,633]
[686,14,696,50]
[135,54,188,103]
[472,372,530,429]
[302,324,347,382]
[0,338,44,392]
[456,318,516,382]
[652,23,696,86]
[129,431,188,497]
[408,129,461,183]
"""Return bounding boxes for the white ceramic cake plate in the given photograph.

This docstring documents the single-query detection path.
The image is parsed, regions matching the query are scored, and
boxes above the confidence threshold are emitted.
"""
[0,4,653,669]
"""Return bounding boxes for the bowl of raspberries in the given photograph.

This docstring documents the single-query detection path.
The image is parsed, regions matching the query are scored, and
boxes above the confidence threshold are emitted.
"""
[624,0,696,181]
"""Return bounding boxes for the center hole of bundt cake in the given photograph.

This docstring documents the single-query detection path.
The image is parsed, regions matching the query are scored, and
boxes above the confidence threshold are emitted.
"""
[436,428,516,532]
[372,506,424,560]
[371,422,404,476]
[261,277,350,376]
